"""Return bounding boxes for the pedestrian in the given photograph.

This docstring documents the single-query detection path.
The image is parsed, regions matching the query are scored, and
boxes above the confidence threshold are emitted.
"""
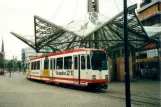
[138,68,142,79]
[9,70,11,78]
[23,66,26,75]
[136,68,139,79]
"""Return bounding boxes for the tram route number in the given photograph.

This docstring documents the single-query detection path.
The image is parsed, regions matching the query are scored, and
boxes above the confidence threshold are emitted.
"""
[56,70,73,76]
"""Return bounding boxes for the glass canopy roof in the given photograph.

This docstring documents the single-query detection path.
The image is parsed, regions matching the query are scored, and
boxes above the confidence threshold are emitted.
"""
[11,6,157,53]
[144,26,161,42]
[144,26,161,37]
[62,12,111,38]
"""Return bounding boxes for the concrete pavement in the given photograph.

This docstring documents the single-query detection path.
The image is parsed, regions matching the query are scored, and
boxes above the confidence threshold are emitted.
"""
[0,72,160,107]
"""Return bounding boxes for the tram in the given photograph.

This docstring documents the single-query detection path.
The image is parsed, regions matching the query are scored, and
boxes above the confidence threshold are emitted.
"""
[26,48,108,89]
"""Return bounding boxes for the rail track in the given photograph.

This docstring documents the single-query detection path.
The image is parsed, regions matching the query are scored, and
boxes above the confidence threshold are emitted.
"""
[93,90,161,107]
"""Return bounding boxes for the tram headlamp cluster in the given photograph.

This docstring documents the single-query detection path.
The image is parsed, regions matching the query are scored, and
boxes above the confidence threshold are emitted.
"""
[105,75,108,80]
[92,75,96,80]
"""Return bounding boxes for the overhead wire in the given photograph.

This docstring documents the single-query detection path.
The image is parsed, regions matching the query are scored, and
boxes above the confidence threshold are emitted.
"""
[52,0,64,22]
[128,0,133,5]
[50,0,64,22]
[50,0,63,21]
[72,0,79,21]
[113,0,121,12]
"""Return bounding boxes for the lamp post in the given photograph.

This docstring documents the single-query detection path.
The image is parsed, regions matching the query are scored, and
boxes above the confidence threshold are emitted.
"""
[123,0,134,107]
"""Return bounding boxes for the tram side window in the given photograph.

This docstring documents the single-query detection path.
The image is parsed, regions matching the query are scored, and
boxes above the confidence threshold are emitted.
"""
[64,56,72,69]
[50,60,52,70]
[87,55,91,69]
[34,62,37,70]
[44,59,49,69]
[26,63,28,69]
[56,58,63,69]
[74,56,78,69]
[28,63,30,69]
[81,56,85,70]
[31,62,34,70]
[37,61,40,70]
[50,59,55,70]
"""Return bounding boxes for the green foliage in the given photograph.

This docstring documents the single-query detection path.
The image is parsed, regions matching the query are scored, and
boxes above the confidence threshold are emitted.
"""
[0,59,5,68]
[17,61,22,71]
[6,60,18,72]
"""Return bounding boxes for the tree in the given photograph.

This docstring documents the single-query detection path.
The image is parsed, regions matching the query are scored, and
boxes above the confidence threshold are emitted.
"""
[0,59,5,68]
[6,60,18,72]
[17,61,22,72]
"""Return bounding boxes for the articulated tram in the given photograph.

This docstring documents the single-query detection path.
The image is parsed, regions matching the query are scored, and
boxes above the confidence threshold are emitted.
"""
[26,48,108,89]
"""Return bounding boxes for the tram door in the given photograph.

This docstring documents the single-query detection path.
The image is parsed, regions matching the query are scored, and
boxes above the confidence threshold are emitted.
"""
[40,58,42,80]
[73,55,86,85]
[50,58,55,82]
[73,55,80,84]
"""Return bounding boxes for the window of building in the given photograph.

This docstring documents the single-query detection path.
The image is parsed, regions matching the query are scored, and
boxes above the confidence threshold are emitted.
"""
[56,57,63,69]
[44,59,49,69]
[64,56,72,69]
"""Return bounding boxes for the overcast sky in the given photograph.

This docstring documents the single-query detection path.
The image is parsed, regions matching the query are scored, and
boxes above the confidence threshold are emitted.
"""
[0,0,141,60]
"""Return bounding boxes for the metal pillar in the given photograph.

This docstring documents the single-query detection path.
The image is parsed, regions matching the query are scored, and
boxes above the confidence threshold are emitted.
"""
[131,47,136,79]
[93,0,99,49]
[157,43,161,80]
[94,31,99,48]
[124,0,131,107]
[87,0,99,12]
[87,0,93,48]
[87,0,99,48]
[34,17,38,53]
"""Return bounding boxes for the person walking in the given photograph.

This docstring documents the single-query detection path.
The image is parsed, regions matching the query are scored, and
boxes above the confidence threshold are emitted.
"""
[138,68,142,79]
[9,70,11,78]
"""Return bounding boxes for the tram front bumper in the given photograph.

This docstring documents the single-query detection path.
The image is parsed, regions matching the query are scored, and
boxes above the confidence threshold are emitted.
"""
[98,83,108,89]
[88,83,108,89]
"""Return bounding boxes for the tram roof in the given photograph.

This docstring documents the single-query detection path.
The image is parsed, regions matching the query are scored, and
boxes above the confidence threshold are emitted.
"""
[11,4,158,54]
[30,48,105,60]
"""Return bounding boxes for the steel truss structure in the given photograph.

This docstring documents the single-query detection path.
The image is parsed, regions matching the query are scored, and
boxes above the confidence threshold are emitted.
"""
[11,6,158,54]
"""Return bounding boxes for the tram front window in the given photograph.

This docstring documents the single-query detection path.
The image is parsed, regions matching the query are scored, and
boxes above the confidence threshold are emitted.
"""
[91,51,107,70]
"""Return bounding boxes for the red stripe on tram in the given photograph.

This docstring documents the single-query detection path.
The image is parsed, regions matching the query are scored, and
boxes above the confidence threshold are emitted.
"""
[28,75,108,83]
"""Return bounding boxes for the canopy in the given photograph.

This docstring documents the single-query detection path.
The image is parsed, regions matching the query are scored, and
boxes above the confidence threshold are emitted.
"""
[11,5,157,53]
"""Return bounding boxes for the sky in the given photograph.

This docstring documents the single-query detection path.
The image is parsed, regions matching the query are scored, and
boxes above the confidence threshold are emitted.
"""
[0,0,141,60]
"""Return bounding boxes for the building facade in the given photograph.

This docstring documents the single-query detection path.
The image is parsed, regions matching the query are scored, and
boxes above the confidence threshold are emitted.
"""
[136,1,161,80]
[138,0,161,26]
[137,0,161,59]
[21,47,52,68]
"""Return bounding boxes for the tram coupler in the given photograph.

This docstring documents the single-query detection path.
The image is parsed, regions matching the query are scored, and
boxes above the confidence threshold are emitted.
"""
[95,83,108,90]
[99,83,108,89]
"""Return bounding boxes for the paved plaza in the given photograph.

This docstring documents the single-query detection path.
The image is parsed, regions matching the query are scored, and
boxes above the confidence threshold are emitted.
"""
[0,72,160,107]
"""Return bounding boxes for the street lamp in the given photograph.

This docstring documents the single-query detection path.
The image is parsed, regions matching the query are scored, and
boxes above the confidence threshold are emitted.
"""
[123,1,137,107]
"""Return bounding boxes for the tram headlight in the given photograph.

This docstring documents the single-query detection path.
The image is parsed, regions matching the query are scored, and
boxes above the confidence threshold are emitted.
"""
[105,75,108,80]
[92,75,96,80]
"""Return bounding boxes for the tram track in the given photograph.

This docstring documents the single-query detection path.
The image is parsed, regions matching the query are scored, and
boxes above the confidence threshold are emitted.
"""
[93,90,161,106]
[64,85,161,107]
[27,77,161,106]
